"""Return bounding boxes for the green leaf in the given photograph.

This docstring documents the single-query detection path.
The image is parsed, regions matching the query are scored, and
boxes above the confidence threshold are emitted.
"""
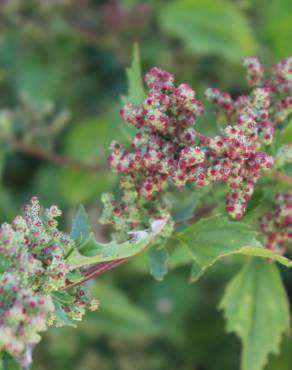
[219,258,290,370]
[67,218,169,269]
[0,147,5,184]
[121,42,145,105]
[85,282,158,338]
[66,269,82,283]
[0,353,21,370]
[60,116,117,204]
[158,0,257,62]
[0,255,10,274]
[52,291,75,304]
[70,205,91,243]
[53,301,77,328]
[255,0,292,58]
[279,119,292,145]
[149,244,169,281]
[176,215,292,281]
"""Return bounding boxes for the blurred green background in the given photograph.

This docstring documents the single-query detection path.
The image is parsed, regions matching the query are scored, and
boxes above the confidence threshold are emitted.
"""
[0,1,291,369]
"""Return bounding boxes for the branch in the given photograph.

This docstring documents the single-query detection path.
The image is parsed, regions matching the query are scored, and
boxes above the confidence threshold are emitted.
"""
[65,259,128,290]
[11,138,106,173]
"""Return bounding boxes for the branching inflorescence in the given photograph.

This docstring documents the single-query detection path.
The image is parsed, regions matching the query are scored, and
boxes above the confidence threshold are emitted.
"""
[0,56,291,368]
[101,56,291,239]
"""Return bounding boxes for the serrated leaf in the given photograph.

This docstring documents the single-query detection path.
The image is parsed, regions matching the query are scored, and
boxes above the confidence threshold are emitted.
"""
[67,218,168,270]
[219,258,290,370]
[149,244,168,281]
[176,215,292,282]
[158,0,256,62]
[70,205,91,243]
[121,43,145,105]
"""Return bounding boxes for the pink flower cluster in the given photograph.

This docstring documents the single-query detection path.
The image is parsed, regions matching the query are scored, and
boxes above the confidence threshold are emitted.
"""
[107,61,283,220]
[0,197,98,361]
[260,193,292,254]
[244,57,292,121]
[205,88,274,218]
[5,196,73,293]
[110,67,204,200]
[0,273,53,358]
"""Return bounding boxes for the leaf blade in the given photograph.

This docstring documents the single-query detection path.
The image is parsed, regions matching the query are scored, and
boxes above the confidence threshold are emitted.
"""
[176,215,292,281]
[219,258,290,370]
[67,218,169,270]
[70,205,91,243]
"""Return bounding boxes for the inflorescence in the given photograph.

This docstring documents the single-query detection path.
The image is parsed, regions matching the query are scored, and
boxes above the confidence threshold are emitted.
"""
[260,193,292,254]
[1,56,291,365]
[101,57,291,236]
[0,197,98,363]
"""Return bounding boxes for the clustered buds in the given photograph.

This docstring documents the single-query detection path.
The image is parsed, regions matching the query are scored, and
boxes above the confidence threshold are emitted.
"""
[0,273,53,359]
[0,197,97,362]
[260,193,292,254]
[243,57,292,122]
[103,57,291,230]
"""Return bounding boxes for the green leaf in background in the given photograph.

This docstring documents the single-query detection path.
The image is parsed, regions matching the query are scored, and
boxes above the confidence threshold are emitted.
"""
[84,282,158,338]
[121,42,145,105]
[70,205,91,243]
[0,36,65,104]
[256,0,292,58]
[120,43,145,140]
[0,352,21,370]
[149,244,169,281]
[60,116,116,204]
[0,255,10,274]
[158,0,257,62]
[279,119,292,145]
[68,218,169,269]
[219,258,290,370]
[176,216,292,282]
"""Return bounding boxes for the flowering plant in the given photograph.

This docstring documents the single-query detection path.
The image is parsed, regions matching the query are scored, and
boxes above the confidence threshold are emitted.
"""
[0,54,292,370]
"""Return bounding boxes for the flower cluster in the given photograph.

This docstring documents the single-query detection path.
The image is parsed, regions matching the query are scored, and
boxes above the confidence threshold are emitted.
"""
[260,193,292,254]
[102,57,292,229]
[205,87,275,218]
[0,273,53,360]
[1,196,73,293]
[244,57,292,122]
[0,197,98,363]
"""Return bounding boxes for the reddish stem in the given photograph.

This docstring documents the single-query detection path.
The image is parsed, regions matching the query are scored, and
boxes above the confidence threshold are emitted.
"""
[11,138,105,173]
[65,258,128,290]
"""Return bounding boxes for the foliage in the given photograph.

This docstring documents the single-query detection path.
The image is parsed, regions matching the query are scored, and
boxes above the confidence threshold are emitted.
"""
[0,1,291,370]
